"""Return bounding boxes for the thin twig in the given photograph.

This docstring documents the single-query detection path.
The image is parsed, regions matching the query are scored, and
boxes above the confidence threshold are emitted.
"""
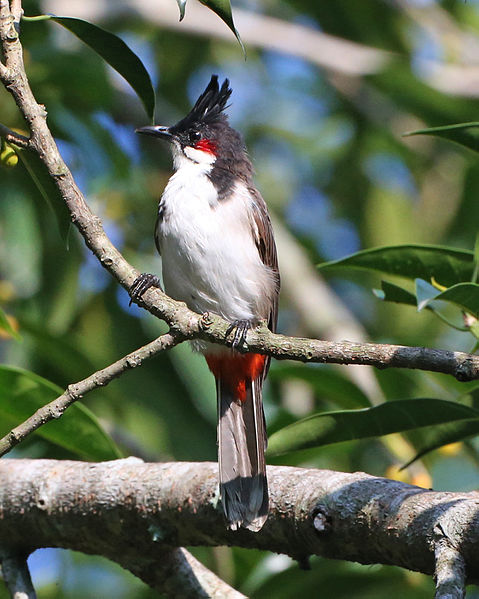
[0,122,30,147]
[0,332,179,457]
[0,552,37,599]
[197,312,479,381]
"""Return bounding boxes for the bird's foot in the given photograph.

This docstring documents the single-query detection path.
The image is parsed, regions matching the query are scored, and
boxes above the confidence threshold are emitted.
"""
[226,319,254,350]
[129,273,162,306]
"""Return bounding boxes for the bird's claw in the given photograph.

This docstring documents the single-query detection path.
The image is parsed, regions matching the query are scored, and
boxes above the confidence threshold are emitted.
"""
[226,319,253,349]
[129,273,162,306]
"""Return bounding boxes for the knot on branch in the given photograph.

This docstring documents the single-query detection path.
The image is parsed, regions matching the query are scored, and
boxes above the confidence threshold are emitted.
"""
[312,508,331,535]
[455,357,476,382]
[200,311,214,330]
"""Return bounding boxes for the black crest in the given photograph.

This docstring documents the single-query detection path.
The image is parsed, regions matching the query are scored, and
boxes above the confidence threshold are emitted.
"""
[171,75,232,134]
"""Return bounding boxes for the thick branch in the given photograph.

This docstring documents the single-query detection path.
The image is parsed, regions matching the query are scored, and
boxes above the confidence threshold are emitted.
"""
[0,333,179,457]
[0,459,477,591]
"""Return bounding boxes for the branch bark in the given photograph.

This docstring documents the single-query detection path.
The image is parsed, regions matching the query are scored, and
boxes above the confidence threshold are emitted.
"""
[433,526,466,599]
[0,552,36,599]
[0,123,30,147]
[0,459,477,591]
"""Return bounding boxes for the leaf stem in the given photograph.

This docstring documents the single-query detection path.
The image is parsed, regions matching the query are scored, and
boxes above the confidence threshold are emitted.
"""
[21,14,52,21]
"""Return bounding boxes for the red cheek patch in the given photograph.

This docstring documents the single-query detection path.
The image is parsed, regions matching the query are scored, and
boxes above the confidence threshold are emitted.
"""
[195,139,217,155]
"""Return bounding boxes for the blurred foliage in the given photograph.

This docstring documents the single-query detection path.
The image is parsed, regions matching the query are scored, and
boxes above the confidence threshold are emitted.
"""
[268,398,479,456]
[0,365,121,460]
[47,15,156,120]
[406,122,479,153]
[2,0,479,596]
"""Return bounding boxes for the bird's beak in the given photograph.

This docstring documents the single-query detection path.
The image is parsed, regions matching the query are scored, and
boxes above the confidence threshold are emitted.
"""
[135,125,173,141]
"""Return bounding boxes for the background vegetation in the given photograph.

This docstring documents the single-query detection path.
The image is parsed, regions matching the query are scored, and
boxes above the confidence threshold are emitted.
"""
[2,0,479,596]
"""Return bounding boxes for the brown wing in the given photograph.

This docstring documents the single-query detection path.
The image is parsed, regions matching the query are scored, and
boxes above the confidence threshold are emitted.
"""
[248,186,280,336]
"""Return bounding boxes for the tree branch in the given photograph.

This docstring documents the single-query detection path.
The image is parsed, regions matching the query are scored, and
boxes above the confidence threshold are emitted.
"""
[433,524,467,599]
[0,0,478,400]
[0,458,476,595]
[9,0,21,22]
[0,122,30,148]
[0,332,179,457]
[0,551,36,599]
[158,548,246,599]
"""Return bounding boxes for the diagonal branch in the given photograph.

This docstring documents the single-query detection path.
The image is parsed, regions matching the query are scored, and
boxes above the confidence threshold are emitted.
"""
[0,332,180,457]
[157,548,246,599]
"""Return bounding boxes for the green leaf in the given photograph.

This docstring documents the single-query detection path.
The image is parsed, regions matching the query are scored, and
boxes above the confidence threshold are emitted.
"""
[319,244,474,287]
[267,398,479,457]
[17,149,72,241]
[269,364,371,409]
[0,307,20,341]
[416,280,479,317]
[0,365,121,461]
[50,16,155,120]
[415,278,444,312]
[373,280,418,307]
[198,0,245,54]
[176,0,187,20]
[375,280,469,331]
[404,122,479,154]
[402,420,479,469]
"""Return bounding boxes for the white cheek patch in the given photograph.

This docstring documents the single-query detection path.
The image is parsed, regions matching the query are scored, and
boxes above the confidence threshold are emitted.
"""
[184,145,217,165]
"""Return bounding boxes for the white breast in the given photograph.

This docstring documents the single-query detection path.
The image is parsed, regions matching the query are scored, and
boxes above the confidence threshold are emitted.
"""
[156,163,275,327]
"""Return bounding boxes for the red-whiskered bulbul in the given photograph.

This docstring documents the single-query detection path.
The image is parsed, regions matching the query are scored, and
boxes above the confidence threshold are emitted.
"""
[131,75,280,532]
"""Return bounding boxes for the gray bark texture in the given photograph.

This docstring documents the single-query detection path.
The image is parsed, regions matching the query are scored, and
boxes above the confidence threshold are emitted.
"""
[0,458,478,587]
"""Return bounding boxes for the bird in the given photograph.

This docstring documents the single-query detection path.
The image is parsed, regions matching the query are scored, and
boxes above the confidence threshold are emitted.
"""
[130,75,280,532]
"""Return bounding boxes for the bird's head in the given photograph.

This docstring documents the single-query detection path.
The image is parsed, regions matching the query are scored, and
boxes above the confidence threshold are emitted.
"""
[136,75,245,170]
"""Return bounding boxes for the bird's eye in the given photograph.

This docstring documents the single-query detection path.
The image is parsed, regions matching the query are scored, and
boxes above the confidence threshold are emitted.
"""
[189,131,201,143]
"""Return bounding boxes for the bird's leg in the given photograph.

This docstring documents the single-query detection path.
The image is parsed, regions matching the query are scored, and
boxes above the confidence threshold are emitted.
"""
[129,273,163,306]
[226,319,254,350]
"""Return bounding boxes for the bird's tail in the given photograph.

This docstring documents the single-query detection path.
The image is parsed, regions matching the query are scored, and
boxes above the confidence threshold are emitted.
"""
[206,353,268,532]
